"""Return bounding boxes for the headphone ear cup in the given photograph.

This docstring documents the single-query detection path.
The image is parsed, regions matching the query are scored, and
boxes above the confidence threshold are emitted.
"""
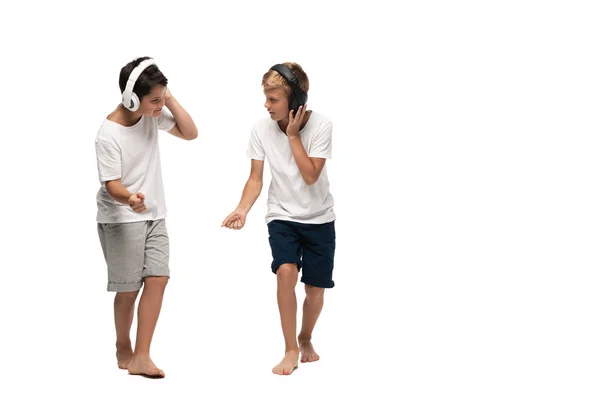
[128,93,141,112]
[289,95,299,113]
[121,93,129,109]
[298,91,307,108]
[289,91,306,113]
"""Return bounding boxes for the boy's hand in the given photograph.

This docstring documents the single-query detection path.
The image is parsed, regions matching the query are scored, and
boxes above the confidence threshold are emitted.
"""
[128,192,147,213]
[221,209,247,230]
[286,104,307,138]
[164,87,173,105]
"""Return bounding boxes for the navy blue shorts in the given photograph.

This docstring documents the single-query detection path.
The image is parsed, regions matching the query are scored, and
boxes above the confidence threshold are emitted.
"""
[267,219,336,288]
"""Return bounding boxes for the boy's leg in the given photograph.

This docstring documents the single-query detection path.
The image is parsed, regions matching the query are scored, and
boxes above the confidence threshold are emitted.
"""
[127,219,170,378]
[114,290,140,368]
[298,285,324,362]
[273,263,300,375]
[268,220,302,375]
[98,222,146,369]
[298,221,336,363]
[128,276,168,377]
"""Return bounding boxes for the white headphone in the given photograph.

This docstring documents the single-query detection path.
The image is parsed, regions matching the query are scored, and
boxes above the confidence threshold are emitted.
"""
[121,58,157,112]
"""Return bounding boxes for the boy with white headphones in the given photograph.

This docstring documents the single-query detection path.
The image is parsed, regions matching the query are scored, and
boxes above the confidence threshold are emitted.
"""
[95,56,197,378]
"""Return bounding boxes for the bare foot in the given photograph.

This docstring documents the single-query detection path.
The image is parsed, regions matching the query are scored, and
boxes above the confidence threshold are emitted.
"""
[272,350,299,375]
[127,354,165,378]
[299,339,320,363]
[116,344,133,369]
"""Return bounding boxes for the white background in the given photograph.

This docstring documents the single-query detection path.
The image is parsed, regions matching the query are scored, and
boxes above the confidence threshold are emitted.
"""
[1,0,599,399]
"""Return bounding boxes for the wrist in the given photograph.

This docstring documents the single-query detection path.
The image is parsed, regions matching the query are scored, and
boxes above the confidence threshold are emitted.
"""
[165,97,176,108]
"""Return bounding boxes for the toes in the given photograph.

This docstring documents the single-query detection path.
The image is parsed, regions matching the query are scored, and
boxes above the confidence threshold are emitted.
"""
[273,364,295,375]
[143,369,165,379]
[301,354,319,362]
[300,351,319,362]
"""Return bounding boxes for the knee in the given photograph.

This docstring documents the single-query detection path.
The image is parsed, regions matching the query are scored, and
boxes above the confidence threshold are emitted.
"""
[276,263,298,285]
[305,285,324,301]
[144,276,169,291]
[115,290,139,303]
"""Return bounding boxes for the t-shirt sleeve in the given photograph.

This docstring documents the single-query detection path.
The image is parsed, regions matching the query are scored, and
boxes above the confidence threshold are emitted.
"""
[246,128,265,160]
[158,108,177,132]
[308,121,333,159]
[95,138,121,182]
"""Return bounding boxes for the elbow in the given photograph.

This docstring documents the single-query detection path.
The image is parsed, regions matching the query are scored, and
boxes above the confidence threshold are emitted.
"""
[104,181,120,200]
[303,175,319,186]
[104,180,116,194]
[185,129,198,140]
[249,177,263,187]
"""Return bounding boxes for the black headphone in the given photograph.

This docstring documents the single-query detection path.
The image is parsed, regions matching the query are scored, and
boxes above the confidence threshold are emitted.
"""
[269,64,307,113]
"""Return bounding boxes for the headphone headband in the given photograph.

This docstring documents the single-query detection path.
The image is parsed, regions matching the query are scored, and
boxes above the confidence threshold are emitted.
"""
[122,58,157,110]
[270,64,298,86]
[269,63,307,112]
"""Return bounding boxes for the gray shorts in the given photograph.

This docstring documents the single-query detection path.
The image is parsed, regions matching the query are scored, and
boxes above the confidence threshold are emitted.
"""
[97,219,170,292]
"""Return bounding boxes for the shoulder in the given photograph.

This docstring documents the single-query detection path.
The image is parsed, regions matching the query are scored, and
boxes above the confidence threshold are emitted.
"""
[95,122,121,156]
[307,111,332,133]
[252,117,275,134]
[157,108,175,128]
[309,111,330,123]
[251,117,278,141]
[96,120,119,142]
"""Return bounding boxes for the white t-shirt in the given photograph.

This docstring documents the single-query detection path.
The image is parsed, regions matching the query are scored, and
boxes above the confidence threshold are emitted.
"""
[247,111,335,224]
[95,109,176,223]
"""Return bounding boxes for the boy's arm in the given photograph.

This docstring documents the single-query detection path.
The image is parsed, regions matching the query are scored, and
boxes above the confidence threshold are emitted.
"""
[288,137,326,186]
[105,179,132,204]
[164,88,198,141]
[237,159,265,213]
[222,159,264,229]
[286,106,327,186]
[105,179,147,213]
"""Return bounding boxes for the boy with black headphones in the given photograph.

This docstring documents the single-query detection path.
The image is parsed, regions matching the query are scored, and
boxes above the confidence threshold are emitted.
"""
[95,56,197,378]
[222,62,336,375]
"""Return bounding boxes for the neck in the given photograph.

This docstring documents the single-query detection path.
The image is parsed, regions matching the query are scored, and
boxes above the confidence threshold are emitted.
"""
[277,110,311,133]
[278,118,290,132]
[112,104,143,126]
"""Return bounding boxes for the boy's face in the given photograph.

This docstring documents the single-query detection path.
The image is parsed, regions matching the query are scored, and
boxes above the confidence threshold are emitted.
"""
[264,87,289,121]
[139,86,167,117]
